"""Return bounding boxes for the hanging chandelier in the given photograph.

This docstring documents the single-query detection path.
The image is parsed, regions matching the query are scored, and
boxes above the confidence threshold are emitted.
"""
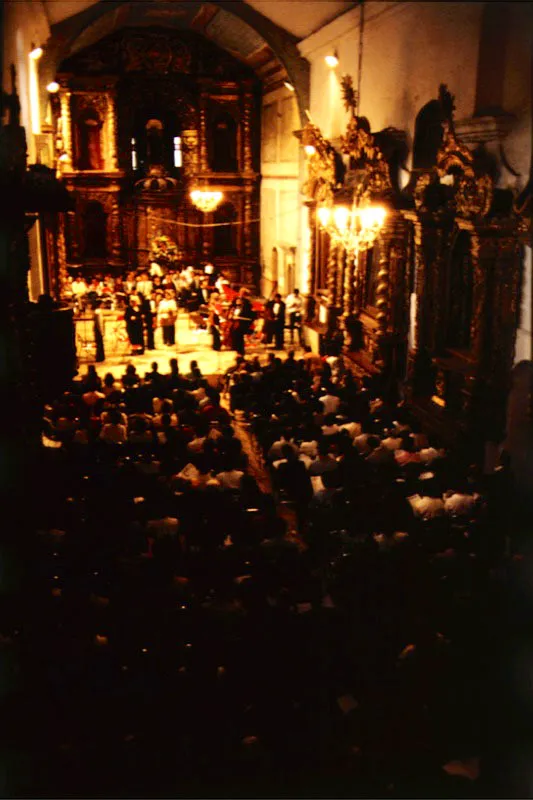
[189,188,223,213]
[317,199,386,254]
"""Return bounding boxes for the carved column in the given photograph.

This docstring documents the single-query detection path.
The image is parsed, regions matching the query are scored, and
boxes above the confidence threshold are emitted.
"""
[243,93,253,173]
[106,92,118,172]
[59,90,73,171]
[342,249,355,320]
[199,94,208,172]
[182,129,198,176]
[244,189,253,259]
[67,209,79,261]
[469,233,495,369]
[202,213,212,259]
[109,192,122,262]
[326,241,337,307]
[57,213,68,298]
[336,245,345,309]
[375,233,391,340]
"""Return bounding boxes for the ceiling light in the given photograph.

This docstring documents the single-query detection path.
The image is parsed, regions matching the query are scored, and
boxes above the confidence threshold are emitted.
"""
[283,81,295,92]
[325,52,339,69]
[30,45,43,60]
[47,81,60,93]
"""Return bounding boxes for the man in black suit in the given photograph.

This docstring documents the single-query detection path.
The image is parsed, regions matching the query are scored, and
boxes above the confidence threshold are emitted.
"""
[266,293,285,350]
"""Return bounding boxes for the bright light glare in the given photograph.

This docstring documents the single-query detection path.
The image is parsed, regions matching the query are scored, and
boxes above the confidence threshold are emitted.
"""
[333,206,350,231]
[304,145,316,156]
[325,54,339,68]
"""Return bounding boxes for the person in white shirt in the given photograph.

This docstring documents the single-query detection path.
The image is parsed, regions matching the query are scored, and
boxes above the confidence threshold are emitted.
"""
[216,468,244,490]
[319,390,340,416]
[285,288,304,345]
[157,290,178,346]
[72,276,88,311]
[149,261,163,278]
[136,272,153,299]
[99,409,127,444]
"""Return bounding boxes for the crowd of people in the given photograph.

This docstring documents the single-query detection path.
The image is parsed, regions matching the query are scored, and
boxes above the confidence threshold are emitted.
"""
[4,343,527,798]
[66,263,305,358]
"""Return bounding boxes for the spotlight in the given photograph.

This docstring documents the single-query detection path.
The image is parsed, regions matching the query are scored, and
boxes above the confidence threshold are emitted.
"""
[30,45,43,60]
[283,81,295,92]
[47,81,60,93]
[325,51,339,68]
[304,145,316,156]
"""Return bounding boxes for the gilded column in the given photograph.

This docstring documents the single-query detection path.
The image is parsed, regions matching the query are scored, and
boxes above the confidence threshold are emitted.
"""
[244,190,253,259]
[67,209,79,261]
[326,241,337,308]
[336,245,345,308]
[199,94,208,172]
[106,92,118,171]
[342,248,355,320]
[469,234,493,367]
[57,213,68,299]
[59,90,73,171]
[375,233,391,341]
[109,192,121,261]
[243,93,253,173]
[181,129,198,176]
[202,213,212,260]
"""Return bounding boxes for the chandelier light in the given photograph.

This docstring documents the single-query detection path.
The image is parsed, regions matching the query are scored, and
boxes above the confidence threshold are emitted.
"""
[317,200,386,254]
[190,189,223,213]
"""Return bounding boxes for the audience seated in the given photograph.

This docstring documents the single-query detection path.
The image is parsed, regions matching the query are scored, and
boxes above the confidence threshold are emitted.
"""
[22,350,514,799]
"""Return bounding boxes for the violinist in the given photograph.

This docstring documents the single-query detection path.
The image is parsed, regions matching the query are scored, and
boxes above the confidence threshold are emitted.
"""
[227,295,250,356]
[208,291,223,352]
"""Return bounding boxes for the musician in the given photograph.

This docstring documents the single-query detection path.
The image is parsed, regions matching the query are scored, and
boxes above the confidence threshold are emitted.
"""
[265,292,286,350]
[136,271,153,299]
[199,278,211,307]
[228,296,249,356]
[208,291,222,352]
[285,288,304,345]
[125,294,145,355]
[157,290,178,347]
[141,291,155,351]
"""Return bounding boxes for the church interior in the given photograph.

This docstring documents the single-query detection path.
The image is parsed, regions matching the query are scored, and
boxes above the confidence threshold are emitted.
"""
[1,1,533,797]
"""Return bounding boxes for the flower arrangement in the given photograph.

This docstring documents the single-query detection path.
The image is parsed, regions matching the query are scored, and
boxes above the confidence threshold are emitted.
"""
[149,234,182,268]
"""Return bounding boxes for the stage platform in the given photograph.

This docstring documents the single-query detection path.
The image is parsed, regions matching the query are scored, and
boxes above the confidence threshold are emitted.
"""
[75,308,304,381]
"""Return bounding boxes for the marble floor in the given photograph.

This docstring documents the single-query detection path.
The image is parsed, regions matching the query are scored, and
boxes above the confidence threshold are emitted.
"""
[76,309,305,382]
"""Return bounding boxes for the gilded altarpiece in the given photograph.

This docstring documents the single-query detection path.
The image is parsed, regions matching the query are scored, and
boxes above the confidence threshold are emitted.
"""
[405,85,524,440]
[49,29,260,287]
[299,78,411,374]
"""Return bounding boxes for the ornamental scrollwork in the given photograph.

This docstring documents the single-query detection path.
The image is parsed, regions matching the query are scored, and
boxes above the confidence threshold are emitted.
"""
[300,121,337,204]
[455,173,493,220]
[435,85,494,220]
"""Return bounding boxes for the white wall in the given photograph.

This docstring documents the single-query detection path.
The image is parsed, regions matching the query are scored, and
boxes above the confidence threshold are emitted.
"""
[260,85,301,297]
[4,1,51,300]
[299,2,484,146]
[515,246,532,364]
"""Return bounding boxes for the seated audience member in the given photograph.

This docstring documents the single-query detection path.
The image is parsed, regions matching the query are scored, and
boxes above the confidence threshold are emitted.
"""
[99,407,127,444]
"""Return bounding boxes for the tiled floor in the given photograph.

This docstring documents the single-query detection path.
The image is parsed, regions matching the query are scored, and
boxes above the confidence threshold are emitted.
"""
[76,308,305,382]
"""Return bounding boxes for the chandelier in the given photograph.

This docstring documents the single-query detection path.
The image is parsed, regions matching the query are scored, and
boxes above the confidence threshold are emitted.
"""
[317,199,386,254]
[190,188,223,213]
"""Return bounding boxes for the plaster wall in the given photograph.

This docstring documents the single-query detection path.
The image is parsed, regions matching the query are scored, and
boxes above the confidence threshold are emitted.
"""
[3,0,50,163]
[260,85,301,297]
[515,246,532,365]
[300,2,483,146]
